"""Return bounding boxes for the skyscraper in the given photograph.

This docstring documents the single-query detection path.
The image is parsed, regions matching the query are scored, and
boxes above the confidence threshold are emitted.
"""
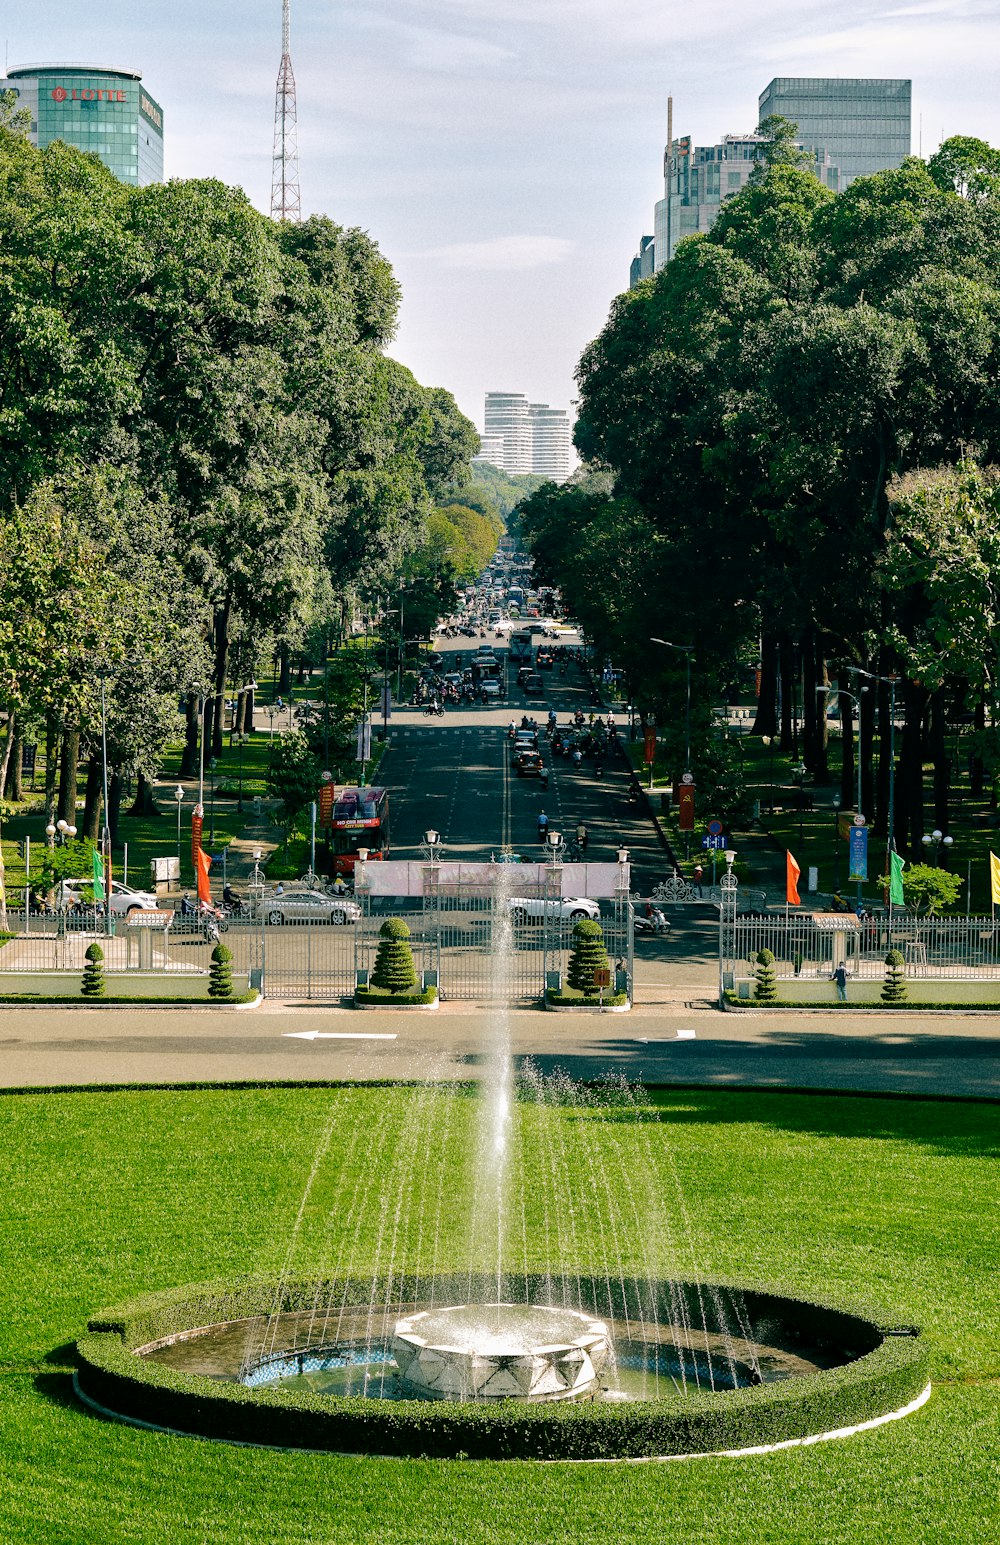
[478,394,573,482]
[0,63,163,185]
[758,78,911,187]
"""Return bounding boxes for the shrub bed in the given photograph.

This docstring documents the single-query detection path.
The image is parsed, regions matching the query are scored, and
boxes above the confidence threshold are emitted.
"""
[354,985,437,1007]
[546,989,629,1009]
[76,1274,928,1461]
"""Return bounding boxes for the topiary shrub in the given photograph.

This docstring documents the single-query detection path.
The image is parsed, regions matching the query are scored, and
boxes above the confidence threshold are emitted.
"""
[753,948,777,1004]
[370,918,418,994]
[209,943,234,1000]
[882,949,907,1004]
[81,942,105,999]
[566,918,611,994]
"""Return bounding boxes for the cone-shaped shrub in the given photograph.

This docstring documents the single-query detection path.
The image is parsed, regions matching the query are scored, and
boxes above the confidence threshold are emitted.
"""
[371,918,418,993]
[882,948,907,1004]
[209,943,234,999]
[566,918,610,993]
[753,948,777,1004]
[82,942,105,999]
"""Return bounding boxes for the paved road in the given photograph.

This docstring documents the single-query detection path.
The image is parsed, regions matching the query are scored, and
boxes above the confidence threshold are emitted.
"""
[2,1000,998,1099]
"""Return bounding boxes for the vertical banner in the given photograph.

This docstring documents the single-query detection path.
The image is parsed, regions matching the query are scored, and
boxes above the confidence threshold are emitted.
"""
[643,728,657,764]
[356,719,371,762]
[380,684,392,720]
[677,778,696,831]
[318,776,335,829]
[191,806,204,868]
[786,850,801,906]
[196,848,212,906]
[848,825,869,882]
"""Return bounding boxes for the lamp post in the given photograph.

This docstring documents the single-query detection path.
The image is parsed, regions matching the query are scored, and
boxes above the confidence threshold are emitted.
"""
[761,735,775,816]
[793,761,807,847]
[921,829,953,867]
[846,667,900,899]
[52,818,77,847]
[208,757,218,846]
[174,785,184,861]
[650,638,693,774]
[422,828,443,864]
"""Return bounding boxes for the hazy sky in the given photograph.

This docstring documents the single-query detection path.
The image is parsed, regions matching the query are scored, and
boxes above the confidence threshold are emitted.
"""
[7,2,1000,432]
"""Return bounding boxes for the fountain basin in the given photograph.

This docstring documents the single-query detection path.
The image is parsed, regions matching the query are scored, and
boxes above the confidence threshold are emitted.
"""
[392,1304,611,1402]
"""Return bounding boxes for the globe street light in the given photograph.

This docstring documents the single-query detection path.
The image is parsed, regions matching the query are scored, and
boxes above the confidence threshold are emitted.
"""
[921,829,953,867]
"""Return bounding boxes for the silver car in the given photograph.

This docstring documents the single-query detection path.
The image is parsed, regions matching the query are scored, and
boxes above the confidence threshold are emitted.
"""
[262,890,361,926]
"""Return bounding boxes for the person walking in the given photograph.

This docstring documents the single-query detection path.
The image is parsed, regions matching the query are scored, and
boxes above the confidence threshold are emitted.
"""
[537,810,549,844]
[833,962,848,1002]
[575,821,588,854]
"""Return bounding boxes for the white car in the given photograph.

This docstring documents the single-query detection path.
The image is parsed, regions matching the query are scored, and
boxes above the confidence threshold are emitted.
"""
[262,889,361,926]
[508,896,600,924]
[58,878,160,915]
[481,679,502,698]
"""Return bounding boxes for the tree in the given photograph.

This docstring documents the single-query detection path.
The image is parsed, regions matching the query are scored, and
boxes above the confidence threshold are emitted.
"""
[267,732,321,834]
[370,917,418,993]
[878,862,962,915]
[753,949,778,1004]
[81,943,105,999]
[928,136,1000,203]
[209,943,234,1000]
[882,949,907,1004]
[566,918,611,995]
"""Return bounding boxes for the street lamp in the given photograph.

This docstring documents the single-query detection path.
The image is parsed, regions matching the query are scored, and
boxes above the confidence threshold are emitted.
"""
[650,638,694,774]
[793,761,807,846]
[53,819,78,847]
[174,784,184,861]
[547,830,563,860]
[422,828,444,864]
[761,735,775,816]
[921,829,953,867]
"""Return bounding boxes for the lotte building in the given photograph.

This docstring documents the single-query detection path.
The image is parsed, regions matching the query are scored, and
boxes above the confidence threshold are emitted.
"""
[0,63,164,185]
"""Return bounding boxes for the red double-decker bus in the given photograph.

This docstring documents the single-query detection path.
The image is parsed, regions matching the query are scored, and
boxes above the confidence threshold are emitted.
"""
[329,786,390,874]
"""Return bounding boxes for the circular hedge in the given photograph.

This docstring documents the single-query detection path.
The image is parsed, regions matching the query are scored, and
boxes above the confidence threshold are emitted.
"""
[76,1274,928,1460]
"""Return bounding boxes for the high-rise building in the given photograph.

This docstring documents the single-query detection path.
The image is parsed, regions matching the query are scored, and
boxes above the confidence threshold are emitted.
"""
[478,394,573,482]
[528,405,573,481]
[758,77,911,187]
[631,77,911,284]
[0,63,163,185]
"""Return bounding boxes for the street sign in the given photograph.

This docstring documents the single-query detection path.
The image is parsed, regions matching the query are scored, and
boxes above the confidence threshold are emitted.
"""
[702,835,727,850]
[707,820,723,835]
[592,968,612,988]
[853,814,866,827]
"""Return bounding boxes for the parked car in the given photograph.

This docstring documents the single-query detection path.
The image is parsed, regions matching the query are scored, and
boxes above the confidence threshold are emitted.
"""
[261,889,361,926]
[507,896,600,923]
[57,879,160,916]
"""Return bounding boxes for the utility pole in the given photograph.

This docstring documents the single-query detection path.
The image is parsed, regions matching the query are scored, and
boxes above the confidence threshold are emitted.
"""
[271,0,301,221]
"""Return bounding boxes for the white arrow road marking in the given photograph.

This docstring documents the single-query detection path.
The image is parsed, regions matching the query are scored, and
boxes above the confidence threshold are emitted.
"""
[634,1031,697,1043]
[283,1031,398,1041]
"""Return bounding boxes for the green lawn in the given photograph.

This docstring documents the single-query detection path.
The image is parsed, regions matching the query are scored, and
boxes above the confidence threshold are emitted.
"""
[0,1083,997,1542]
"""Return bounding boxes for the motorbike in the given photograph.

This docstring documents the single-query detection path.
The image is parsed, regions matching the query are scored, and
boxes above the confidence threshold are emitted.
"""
[423,702,445,717]
[634,908,670,936]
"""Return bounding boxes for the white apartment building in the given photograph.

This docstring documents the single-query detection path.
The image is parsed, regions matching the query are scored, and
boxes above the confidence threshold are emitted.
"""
[478,393,573,482]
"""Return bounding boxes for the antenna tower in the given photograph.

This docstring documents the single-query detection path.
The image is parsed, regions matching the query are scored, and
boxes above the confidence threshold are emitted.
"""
[271,0,301,221]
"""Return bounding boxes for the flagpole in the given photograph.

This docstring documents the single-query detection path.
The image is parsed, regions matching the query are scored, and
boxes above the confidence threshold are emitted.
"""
[100,674,112,938]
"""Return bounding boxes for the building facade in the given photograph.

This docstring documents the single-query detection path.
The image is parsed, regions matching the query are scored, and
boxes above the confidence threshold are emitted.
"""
[1,63,164,185]
[631,77,911,285]
[478,393,573,482]
[758,77,911,187]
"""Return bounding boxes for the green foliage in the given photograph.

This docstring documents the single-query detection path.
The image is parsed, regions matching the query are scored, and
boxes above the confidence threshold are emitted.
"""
[369,917,418,993]
[267,732,321,828]
[882,949,908,1005]
[876,863,963,915]
[753,948,778,1003]
[81,942,105,999]
[566,917,611,993]
[209,943,234,1000]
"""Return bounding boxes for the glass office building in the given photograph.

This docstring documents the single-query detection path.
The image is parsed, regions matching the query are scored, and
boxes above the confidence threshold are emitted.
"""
[758,78,910,187]
[0,63,164,185]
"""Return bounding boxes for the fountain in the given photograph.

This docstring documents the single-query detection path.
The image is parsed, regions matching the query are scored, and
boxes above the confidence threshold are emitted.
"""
[75,862,930,1457]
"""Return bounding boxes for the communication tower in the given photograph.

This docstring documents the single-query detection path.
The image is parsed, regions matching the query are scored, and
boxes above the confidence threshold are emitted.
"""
[270,0,301,221]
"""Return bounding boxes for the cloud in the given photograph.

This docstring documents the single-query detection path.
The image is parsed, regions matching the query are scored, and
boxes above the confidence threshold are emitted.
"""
[417,235,576,270]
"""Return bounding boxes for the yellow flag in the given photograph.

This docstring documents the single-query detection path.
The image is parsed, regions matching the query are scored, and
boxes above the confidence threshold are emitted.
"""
[990,852,1000,906]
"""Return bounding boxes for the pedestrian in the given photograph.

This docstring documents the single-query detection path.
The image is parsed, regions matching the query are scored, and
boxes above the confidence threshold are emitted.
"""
[692,865,704,897]
[537,810,549,844]
[833,963,848,1002]
[576,821,588,853]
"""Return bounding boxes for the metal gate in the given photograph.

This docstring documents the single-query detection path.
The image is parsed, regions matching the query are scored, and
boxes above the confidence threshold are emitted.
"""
[255,916,357,1000]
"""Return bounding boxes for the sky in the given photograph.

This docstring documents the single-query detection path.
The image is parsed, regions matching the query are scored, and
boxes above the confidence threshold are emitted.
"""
[6,2,1000,434]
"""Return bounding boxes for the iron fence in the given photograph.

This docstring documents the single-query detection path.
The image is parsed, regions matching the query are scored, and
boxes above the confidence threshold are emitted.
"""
[725,912,1000,981]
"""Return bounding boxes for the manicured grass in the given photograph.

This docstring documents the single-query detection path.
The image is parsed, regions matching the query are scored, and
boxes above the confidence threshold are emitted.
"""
[0,1084,997,1541]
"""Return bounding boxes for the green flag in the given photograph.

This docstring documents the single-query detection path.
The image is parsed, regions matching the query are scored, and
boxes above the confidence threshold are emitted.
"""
[92,849,106,903]
[889,849,906,907]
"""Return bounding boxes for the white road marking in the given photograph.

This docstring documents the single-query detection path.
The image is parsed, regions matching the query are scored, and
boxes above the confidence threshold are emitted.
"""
[634,1031,697,1043]
[283,1031,398,1041]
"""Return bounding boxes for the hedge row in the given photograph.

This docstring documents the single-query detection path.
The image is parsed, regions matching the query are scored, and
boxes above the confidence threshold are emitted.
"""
[355,986,437,1006]
[724,994,1000,1012]
[76,1274,928,1460]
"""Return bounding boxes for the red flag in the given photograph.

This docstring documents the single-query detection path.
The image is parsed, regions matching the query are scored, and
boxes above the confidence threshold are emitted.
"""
[786,850,801,906]
[191,805,204,867]
[196,848,212,907]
